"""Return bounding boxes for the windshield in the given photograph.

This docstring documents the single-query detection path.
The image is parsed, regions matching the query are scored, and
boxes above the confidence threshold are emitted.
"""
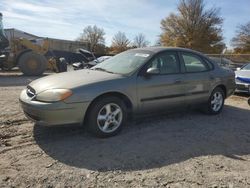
[92,50,152,75]
[242,63,250,70]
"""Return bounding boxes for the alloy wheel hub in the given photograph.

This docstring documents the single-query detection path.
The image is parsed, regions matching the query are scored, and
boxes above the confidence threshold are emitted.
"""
[97,103,123,133]
[211,92,223,112]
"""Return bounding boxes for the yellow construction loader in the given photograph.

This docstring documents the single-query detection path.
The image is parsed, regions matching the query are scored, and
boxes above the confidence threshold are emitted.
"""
[0,13,67,76]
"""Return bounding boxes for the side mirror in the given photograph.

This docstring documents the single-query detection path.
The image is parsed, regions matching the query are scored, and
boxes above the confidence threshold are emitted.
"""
[236,67,241,71]
[146,67,160,75]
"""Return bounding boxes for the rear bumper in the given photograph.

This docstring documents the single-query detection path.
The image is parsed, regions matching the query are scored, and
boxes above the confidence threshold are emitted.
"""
[19,89,90,126]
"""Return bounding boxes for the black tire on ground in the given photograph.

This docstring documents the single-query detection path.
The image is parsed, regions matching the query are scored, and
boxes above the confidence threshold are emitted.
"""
[204,87,225,115]
[86,96,127,138]
[18,51,48,76]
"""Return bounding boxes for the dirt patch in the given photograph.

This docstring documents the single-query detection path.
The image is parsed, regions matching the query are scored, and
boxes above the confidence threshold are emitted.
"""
[0,72,250,187]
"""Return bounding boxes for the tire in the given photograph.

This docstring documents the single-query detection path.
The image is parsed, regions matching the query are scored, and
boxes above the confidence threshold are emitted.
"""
[204,87,225,115]
[86,96,127,138]
[18,51,48,76]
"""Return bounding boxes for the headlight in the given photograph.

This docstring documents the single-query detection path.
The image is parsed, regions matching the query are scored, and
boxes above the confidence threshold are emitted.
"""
[36,89,72,102]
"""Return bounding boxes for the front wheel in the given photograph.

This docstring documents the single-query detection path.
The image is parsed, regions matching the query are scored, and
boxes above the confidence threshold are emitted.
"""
[204,87,225,115]
[87,96,127,137]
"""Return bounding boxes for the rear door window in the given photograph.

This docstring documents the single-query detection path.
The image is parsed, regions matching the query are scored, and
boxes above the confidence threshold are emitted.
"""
[181,53,209,73]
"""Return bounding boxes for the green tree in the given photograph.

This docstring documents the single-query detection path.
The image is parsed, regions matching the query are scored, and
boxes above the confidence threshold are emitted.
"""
[160,0,223,53]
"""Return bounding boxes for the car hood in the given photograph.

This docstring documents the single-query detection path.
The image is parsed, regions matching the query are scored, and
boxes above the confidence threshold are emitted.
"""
[29,69,123,93]
[235,70,250,78]
[235,70,250,83]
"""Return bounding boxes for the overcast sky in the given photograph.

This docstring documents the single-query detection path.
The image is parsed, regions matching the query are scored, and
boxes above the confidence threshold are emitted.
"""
[1,0,250,47]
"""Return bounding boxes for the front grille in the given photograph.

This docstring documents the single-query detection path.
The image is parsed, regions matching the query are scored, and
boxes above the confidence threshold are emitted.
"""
[236,84,249,90]
[26,86,36,98]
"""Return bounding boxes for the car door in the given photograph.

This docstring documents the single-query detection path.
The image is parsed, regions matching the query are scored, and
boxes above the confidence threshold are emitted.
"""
[179,52,213,105]
[136,51,186,113]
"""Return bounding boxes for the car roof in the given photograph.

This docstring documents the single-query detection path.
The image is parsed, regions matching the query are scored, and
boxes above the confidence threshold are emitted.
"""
[130,47,206,57]
[129,47,219,69]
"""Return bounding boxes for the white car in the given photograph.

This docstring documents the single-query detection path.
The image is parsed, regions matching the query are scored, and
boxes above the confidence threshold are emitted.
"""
[88,56,112,67]
[235,63,250,94]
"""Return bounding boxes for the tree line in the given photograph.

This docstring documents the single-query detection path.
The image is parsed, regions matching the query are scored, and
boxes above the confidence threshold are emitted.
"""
[77,0,250,55]
[77,26,149,54]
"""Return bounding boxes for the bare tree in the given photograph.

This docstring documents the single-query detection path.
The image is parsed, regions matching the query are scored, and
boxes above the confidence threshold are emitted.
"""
[160,0,223,53]
[133,33,149,48]
[154,39,162,47]
[78,25,105,52]
[231,22,250,53]
[111,31,130,53]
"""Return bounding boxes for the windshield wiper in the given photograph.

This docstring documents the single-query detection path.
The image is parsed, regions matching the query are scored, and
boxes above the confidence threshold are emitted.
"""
[92,67,116,74]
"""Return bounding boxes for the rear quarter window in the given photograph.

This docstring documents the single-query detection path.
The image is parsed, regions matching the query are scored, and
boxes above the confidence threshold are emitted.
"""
[181,53,210,73]
[203,58,214,70]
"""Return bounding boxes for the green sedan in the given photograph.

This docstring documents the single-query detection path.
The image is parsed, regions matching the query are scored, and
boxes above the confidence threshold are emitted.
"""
[20,47,236,137]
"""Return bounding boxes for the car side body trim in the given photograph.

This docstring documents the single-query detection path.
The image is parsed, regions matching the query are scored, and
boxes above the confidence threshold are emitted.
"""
[141,90,209,102]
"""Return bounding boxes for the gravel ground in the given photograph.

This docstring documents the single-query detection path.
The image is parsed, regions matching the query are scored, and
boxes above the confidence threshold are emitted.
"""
[0,72,250,188]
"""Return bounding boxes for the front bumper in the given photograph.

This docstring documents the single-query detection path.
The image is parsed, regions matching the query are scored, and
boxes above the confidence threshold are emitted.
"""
[19,89,90,126]
[235,82,250,94]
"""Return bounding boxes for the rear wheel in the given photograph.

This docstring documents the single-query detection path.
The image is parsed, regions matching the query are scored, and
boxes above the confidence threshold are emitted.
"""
[204,87,225,115]
[18,51,47,76]
[87,96,127,137]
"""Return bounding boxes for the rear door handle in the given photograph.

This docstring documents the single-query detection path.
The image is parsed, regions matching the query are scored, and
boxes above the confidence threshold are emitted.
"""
[174,79,182,84]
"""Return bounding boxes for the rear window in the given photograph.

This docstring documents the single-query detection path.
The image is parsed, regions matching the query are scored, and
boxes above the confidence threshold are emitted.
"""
[204,58,214,70]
